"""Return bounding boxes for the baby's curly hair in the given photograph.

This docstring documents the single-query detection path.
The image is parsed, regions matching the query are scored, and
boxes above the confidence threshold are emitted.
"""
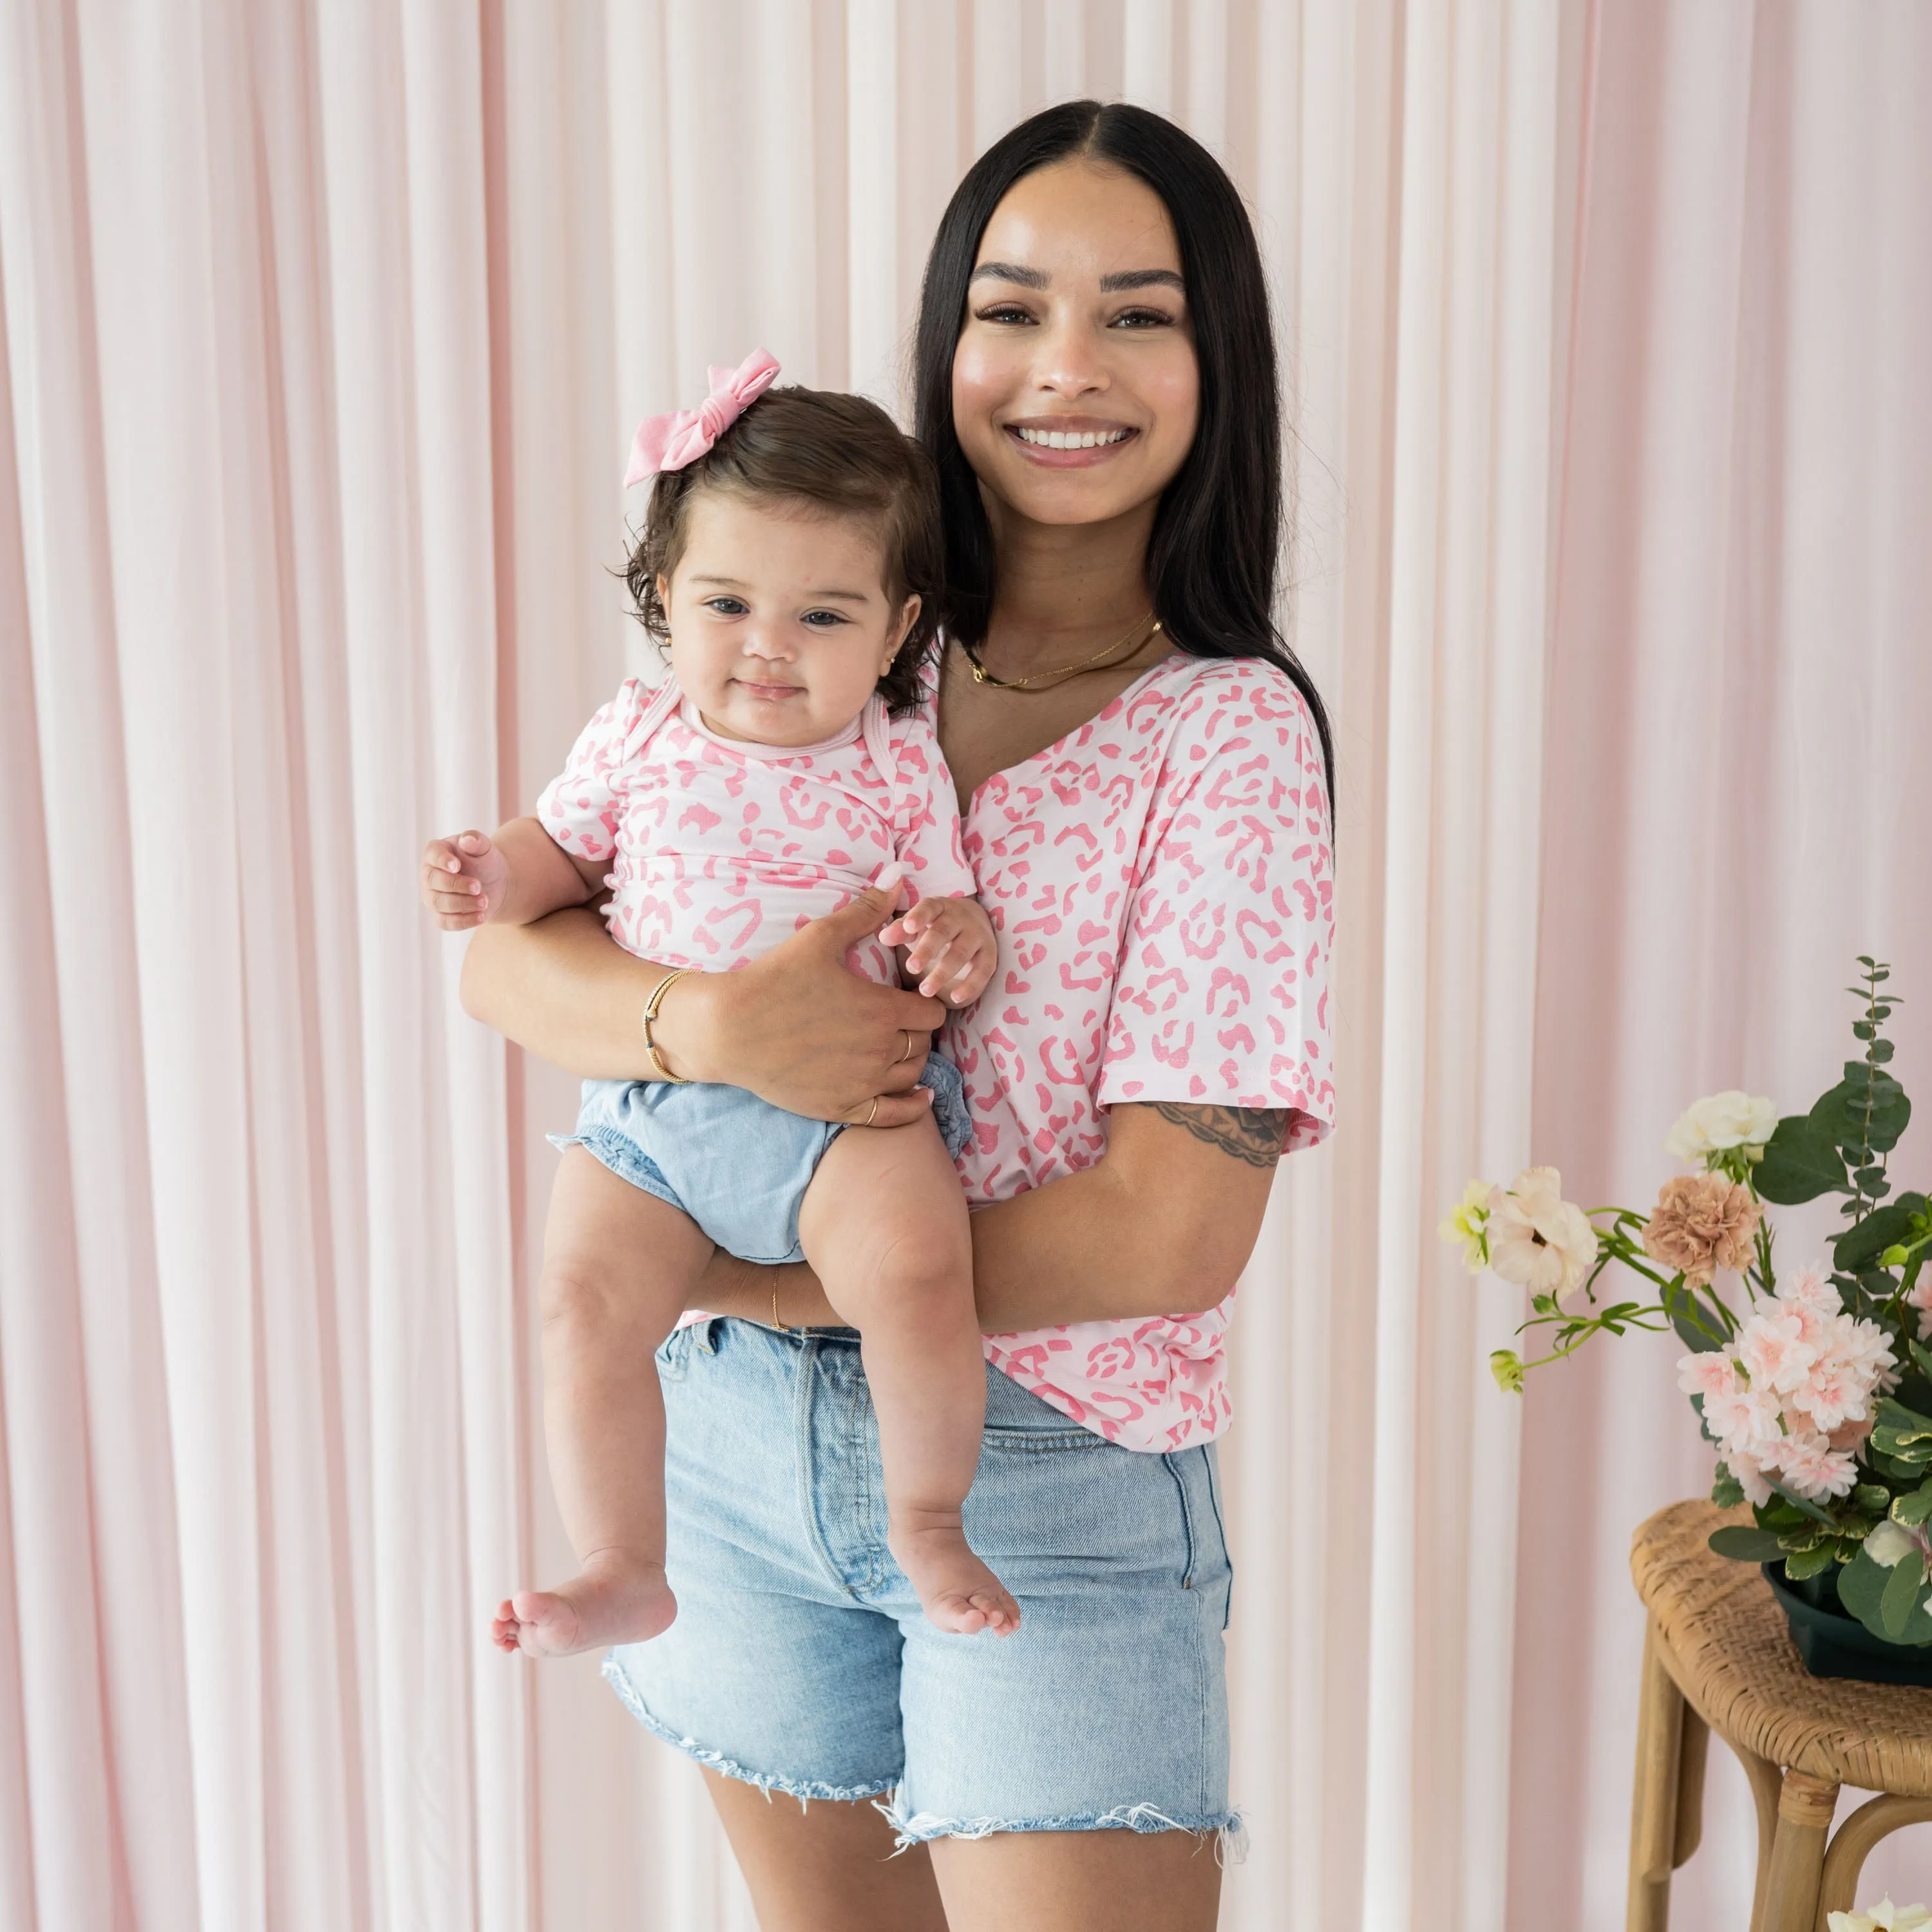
[622,386,945,716]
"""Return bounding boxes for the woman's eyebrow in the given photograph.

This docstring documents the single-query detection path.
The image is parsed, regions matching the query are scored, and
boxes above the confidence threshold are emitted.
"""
[969,261,1049,289]
[1099,269,1185,292]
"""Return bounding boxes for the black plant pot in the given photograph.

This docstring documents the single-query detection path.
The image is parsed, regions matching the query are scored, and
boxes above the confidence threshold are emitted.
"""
[1765,1562,1932,1687]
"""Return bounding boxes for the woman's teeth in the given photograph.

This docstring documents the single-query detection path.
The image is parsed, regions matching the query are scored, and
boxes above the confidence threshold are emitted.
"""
[1015,426,1132,449]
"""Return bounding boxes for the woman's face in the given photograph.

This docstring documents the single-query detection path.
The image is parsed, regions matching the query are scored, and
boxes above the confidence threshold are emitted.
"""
[951,159,1199,530]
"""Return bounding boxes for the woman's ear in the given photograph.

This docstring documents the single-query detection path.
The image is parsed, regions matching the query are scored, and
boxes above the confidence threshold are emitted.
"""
[882,593,922,672]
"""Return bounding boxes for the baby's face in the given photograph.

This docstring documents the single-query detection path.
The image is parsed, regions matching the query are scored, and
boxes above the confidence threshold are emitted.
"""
[659,492,916,748]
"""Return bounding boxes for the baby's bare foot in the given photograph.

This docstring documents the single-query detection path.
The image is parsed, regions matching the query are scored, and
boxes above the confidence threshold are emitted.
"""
[491,1550,676,1658]
[889,1520,1021,1637]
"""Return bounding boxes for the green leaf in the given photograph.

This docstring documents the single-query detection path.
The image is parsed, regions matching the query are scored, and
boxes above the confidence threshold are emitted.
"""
[1873,1397,1932,1463]
[1894,1486,1932,1529]
[1839,1546,1932,1647]
[1784,1544,1837,1581]
[1833,1197,1928,1273]
[1755,1112,1851,1204]
[1767,1478,1839,1526]
[1708,1526,1787,1563]
[1882,1549,1927,1639]
[1710,1464,1745,1508]
[1827,1066,1912,1153]
[1855,1483,1893,1518]
[1663,1277,1726,1354]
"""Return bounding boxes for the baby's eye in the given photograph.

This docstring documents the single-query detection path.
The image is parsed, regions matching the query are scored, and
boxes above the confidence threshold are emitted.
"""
[702,596,748,616]
[800,609,850,629]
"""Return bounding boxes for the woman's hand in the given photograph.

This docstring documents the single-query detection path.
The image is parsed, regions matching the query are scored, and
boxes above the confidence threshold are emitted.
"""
[660,878,949,1125]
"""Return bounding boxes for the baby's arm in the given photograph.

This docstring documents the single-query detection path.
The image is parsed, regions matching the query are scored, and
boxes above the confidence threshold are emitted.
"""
[880,894,998,1005]
[421,817,605,931]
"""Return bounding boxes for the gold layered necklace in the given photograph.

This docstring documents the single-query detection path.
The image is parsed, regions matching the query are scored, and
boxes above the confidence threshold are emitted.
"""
[958,612,1162,692]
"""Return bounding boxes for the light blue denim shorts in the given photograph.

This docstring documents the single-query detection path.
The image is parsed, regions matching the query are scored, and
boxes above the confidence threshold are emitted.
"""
[603,1320,1236,1848]
[555,1052,969,1265]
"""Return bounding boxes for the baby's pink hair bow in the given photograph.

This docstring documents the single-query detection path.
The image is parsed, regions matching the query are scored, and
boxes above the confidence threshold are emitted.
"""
[623,348,781,484]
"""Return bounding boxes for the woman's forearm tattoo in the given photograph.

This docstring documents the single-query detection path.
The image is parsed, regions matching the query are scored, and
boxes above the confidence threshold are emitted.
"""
[1144,1103,1291,1170]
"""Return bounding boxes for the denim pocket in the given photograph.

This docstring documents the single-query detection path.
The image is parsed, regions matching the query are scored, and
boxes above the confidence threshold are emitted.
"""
[656,1322,697,1381]
[980,1425,1112,1454]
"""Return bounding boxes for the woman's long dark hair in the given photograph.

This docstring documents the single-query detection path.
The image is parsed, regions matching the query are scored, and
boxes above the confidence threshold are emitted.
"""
[912,100,1335,812]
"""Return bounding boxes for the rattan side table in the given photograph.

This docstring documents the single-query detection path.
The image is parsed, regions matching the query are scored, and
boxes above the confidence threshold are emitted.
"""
[1627,1499,1932,1932]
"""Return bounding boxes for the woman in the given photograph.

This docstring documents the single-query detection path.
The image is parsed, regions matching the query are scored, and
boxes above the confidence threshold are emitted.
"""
[466,101,1335,1932]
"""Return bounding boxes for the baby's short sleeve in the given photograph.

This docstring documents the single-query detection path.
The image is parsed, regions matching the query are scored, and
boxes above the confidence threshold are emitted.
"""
[1099,668,1336,1145]
[535,677,649,865]
[889,713,978,902]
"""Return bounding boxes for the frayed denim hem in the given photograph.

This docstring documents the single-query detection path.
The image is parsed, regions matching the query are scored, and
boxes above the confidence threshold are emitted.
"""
[878,1791,1248,1864]
[601,1656,898,1806]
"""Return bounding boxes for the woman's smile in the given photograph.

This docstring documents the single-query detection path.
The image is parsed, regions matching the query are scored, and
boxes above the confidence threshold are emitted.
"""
[1004,416,1141,464]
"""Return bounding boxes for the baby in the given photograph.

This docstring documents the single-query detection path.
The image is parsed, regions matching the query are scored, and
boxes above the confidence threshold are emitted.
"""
[422,354,1019,1653]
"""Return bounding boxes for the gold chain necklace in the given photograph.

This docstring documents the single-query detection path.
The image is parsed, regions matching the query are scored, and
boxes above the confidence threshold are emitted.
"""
[959,613,1162,692]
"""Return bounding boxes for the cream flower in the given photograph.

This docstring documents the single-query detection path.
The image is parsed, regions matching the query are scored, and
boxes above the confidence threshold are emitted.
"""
[1486,1168,1597,1301]
[1439,1180,1492,1273]
[1665,1090,1779,1163]
[1828,1900,1932,1932]
[1864,1521,1920,1569]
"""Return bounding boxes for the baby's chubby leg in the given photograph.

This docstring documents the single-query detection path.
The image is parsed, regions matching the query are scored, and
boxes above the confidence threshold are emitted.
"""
[495,1146,713,1660]
[797,1116,1019,1637]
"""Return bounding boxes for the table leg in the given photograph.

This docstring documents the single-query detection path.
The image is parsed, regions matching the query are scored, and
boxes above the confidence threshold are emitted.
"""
[1672,1704,1709,1867]
[1761,1769,1838,1932]
[1815,1794,1932,1929]
[1739,1748,1783,1932]
[1628,1619,1687,1932]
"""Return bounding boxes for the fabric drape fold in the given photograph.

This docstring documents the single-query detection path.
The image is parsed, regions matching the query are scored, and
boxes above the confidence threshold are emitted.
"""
[4,3,1926,1927]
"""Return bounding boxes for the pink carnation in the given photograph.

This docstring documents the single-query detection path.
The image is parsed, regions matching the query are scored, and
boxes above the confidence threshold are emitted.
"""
[1782,1263,1839,1316]
[1768,1432,1859,1502]
[1703,1384,1784,1459]
[1677,1352,1739,1401]
[1737,1309,1817,1395]
[1725,1451,1775,1507]
[1906,1275,1932,1341]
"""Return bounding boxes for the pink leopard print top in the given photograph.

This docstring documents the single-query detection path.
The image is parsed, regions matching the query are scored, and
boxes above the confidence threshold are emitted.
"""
[942,651,1335,1451]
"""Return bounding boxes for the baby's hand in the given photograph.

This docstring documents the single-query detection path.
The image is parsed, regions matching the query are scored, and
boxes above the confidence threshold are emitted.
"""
[882,895,998,1006]
[421,830,510,930]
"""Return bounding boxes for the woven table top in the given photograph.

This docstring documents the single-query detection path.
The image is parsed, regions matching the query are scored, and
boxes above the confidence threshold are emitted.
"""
[1631,1499,1932,1797]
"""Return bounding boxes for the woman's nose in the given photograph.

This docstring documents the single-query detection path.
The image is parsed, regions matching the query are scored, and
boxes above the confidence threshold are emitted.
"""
[1030,311,1110,399]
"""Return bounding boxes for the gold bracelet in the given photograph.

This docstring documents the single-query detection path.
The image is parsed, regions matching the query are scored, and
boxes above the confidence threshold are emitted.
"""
[643,969,692,1083]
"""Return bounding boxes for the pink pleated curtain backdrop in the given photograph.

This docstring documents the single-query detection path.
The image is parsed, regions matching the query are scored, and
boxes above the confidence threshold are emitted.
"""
[2,5,1927,1930]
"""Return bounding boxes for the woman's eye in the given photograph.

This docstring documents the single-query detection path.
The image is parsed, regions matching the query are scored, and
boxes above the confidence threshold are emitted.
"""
[703,596,748,616]
[972,304,1035,326]
[1112,307,1178,330]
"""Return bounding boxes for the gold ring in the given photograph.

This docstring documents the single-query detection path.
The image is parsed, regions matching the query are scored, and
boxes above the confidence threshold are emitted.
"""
[862,1097,880,1128]
[895,1028,916,1065]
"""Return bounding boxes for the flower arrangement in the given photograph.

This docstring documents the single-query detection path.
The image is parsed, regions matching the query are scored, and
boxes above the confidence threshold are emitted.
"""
[1446,961,1932,1651]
